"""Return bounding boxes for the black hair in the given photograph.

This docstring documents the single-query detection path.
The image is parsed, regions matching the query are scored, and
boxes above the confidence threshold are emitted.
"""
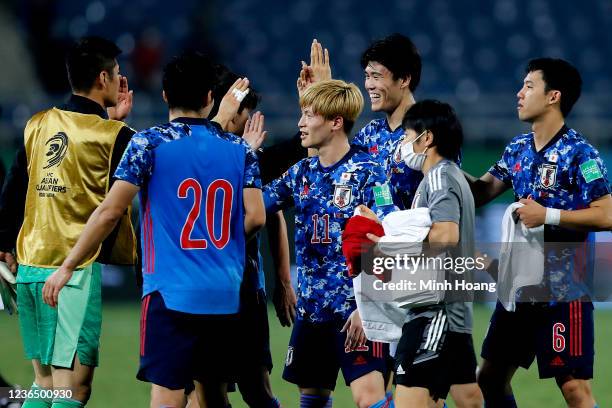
[360,33,422,92]
[402,99,463,161]
[65,36,121,92]
[207,64,260,119]
[162,51,215,111]
[525,58,582,117]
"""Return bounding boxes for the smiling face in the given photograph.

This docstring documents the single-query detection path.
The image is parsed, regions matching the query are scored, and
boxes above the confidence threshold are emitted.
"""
[364,61,406,113]
[297,106,334,149]
[516,70,558,123]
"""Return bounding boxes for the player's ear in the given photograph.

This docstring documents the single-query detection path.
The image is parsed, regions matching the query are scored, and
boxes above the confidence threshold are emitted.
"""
[424,130,434,147]
[96,70,107,90]
[399,74,411,90]
[331,115,344,131]
[205,90,213,108]
[162,90,168,103]
[548,89,561,106]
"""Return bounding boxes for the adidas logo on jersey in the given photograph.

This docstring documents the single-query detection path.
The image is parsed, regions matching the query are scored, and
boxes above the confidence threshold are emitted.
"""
[396,364,405,375]
[550,355,565,367]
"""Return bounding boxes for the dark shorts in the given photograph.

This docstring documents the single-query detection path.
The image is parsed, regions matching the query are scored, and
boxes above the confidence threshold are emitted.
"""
[239,287,273,372]
[225,287,273,394]
[394,306,477,401]
[282,317,388,390]
[481,300,594,379]
[137,291,240,390]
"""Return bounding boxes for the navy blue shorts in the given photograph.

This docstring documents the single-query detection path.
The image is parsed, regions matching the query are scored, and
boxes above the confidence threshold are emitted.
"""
[393,306,477,401]
[137,291,240,390]
[282,317,388,390]
[481,300,594,379]
[225,287,273,394]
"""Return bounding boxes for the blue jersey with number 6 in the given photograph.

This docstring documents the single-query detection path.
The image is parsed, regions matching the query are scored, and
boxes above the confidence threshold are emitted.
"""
[115,117,261,314]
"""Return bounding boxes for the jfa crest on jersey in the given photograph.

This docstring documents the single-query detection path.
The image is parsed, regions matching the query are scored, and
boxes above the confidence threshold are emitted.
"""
[263,146,395,322]
[489,126,610,301]
[540,164,557,189]
[352,119,423,210]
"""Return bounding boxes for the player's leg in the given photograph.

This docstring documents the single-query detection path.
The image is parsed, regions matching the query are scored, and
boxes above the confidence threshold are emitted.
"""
[48,264,103,407]
[394,385,433,408]
[20,361,53,408]
[449,384,482,408]
[193,380,225,408]
[348,371,387,408]
[447,333,482,408]
[17,279,55,408]
[535,301,597,407]
[283,320,337,407]
[150,384,185,408]
[235,289,280,407]
[556,377,595,408]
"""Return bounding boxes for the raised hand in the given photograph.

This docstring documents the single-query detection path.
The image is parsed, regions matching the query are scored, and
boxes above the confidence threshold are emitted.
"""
[242,111,268,150]
[212,77,250,131]
[307,39,331,83]
[107,76,133,121]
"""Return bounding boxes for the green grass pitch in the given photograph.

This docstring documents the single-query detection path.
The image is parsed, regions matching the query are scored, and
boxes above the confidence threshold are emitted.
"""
[1,304,611,407]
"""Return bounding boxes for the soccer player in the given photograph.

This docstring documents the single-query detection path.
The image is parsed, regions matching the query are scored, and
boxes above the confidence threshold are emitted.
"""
[0,36,136,408]
[351,33,423,210]
[340,34,480,407]
[464,58,611,408]
[264,80,395,408]
[186,65,293,408]
[42,51,266,408]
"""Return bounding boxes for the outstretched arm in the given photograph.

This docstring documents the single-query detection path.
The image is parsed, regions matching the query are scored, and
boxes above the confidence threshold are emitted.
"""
[463,171,509,207]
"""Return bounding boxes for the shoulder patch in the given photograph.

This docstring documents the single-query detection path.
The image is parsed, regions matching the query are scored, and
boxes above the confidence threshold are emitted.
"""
[580,159,603,183]
[373,183,393,206]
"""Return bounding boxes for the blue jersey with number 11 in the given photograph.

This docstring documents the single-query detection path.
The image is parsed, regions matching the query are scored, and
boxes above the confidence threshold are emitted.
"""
[115,118,261,314]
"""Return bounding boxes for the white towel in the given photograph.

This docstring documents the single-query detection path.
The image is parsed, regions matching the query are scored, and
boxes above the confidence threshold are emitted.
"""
[498,203,544,311]
[354,208,443,343]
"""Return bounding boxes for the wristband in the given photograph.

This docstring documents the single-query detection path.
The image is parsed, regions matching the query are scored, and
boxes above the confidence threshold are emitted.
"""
[545,208,561,225]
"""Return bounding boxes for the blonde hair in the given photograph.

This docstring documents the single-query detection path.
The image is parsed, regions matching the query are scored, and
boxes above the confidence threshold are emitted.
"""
[299,80,364,133]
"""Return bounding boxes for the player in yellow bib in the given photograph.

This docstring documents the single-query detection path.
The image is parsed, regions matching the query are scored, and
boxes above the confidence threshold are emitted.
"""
[0,36,137,408]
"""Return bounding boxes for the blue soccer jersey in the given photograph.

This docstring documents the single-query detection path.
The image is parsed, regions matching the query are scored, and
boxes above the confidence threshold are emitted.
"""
[489,126,611,300]
[352,118,423,210]
[115,118,261,314]
[263,146,395,323]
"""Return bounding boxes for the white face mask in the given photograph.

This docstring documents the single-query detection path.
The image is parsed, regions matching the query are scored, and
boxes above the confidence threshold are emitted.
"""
[400,130,428,171]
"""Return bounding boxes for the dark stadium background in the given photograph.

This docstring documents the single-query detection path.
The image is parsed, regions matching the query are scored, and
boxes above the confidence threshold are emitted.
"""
[0,1,611,406]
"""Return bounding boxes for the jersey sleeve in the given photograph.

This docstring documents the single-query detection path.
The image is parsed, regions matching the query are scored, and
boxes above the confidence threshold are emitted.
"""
[351,126,367,149]
[113,131,154,187]
[262,163,297,213]
[488,142,514,185]
[362,163,398,219]
[571,144,611,203]
[425,168,461,224]
[243,147,262,189]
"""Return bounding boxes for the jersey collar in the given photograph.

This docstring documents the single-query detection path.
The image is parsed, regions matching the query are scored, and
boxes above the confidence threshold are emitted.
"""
[317,145,358,173]
[532,124,568,155]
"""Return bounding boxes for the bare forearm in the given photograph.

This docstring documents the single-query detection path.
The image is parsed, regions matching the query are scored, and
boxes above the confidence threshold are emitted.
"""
[463,170,508,207]
[559,206,612,231]
[62,206,122,270]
